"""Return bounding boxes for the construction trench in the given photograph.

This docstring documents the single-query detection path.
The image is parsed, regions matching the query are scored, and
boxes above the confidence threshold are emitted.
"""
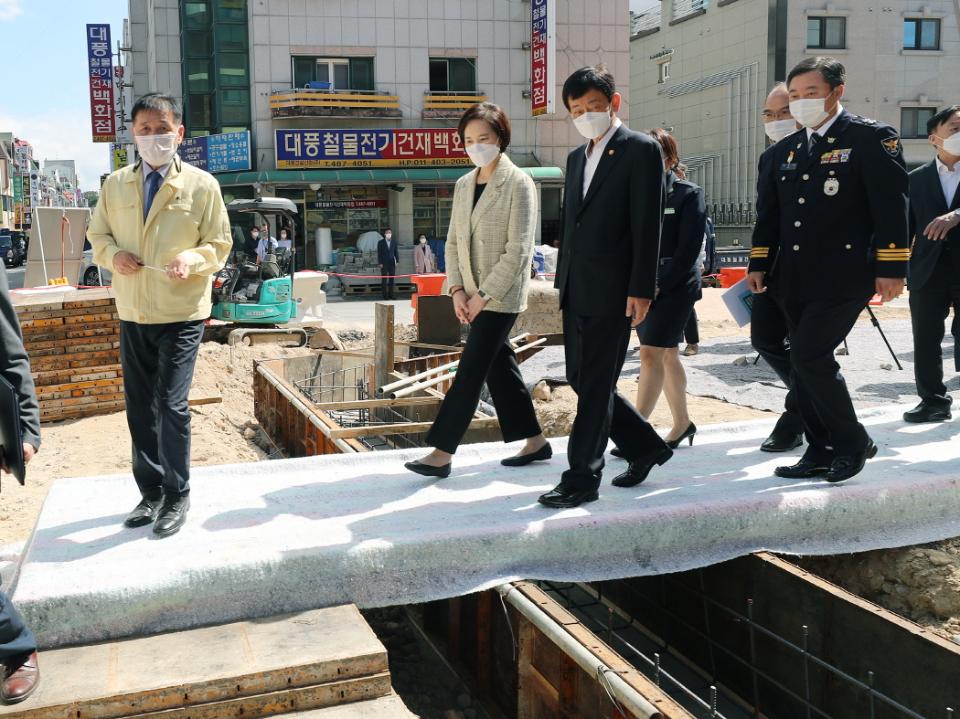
[7,298,960,719]
[243,303,960,719]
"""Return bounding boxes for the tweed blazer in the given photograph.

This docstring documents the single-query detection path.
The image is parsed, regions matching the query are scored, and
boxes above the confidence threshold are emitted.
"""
[444,154,538,314]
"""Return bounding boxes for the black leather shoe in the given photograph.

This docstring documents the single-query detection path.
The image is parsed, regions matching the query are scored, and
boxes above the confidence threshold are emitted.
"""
[501,442,553,467]
[538,485,599,508]
[611,447,673,488]
[610,447,626,459]
[760,431,804,453]
[774,458,831,479]
[903,403,952,423]
[404,460,452,478]
[826,441,878,483]
[123,496,163,528]
[153,494,190,537]
[665,422,697,449]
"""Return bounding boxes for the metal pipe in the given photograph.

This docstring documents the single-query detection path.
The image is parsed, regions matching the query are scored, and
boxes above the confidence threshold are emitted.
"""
[391,370,456,399]
[379,358,460,395]
[496,583,662,719]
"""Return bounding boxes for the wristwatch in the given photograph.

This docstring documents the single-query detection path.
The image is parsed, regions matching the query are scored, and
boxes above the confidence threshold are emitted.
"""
[477,289,488,300]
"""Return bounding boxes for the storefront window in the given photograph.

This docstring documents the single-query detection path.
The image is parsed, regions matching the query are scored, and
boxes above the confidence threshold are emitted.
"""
[303,187,391,264]
[413,185,454,239]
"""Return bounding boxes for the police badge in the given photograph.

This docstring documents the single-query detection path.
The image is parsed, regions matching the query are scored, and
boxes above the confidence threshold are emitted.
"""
[824,178,840,196]
[881,137,901,157]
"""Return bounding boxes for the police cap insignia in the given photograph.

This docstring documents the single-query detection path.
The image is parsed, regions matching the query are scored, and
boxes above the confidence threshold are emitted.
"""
[881,137,901,157]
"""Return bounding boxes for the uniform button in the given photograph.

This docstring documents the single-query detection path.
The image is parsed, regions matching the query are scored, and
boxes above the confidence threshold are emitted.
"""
[794,220,802,227]
[576,222,581,228]
[781,176,786,181]
[802,173,810,180]
[793,245,800,251]
[798,198,806,204]
[845,244,852,249]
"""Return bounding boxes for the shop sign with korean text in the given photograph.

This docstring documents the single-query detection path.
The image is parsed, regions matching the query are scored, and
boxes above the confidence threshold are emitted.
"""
[180,131,252,173]
[86,24,116,142]
[275,128,469,168]
[531,0,556,116]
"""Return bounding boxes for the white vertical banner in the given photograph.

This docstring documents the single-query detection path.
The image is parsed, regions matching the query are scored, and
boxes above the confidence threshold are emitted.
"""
[531,0,556,116]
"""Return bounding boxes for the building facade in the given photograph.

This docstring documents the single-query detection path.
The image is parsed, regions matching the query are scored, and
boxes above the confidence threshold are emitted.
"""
[630,0,960,246]
[128,0,632,267]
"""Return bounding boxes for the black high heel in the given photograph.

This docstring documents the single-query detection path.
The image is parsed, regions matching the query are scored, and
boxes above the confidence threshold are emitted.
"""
[665,422,697,449]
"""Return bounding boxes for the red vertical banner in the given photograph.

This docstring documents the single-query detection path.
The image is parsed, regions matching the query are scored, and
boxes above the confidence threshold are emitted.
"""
[87,24,116,143]
[531,0,556,117]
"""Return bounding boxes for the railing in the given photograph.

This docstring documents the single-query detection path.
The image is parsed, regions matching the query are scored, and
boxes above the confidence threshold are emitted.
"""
[270,87,402,116]
[422,90,488,115]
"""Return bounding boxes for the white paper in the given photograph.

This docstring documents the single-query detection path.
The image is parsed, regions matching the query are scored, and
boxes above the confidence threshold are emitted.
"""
[721,276,755,327]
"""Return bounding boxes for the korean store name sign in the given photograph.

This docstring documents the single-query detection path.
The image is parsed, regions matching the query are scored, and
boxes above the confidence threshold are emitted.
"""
[275,128,470,169]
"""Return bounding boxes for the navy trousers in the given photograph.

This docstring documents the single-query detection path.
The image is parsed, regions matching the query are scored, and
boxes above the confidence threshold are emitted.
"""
[0,591,36,663]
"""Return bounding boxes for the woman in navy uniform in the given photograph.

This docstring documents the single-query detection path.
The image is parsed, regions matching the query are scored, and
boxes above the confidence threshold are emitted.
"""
[747,57,909,483]
[629,129,706,450]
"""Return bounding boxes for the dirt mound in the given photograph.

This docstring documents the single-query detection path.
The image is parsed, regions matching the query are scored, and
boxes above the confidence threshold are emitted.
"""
[799,541,960,642]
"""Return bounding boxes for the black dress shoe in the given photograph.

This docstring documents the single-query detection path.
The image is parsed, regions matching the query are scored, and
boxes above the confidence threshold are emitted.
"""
[123,496,163,528]
[665,422,697,449]
[903,403,952,423]
[774,458,831,479]
[501,442,553,467]
[538,485,599,508]
[760,431,804,453]
[610,447,626,459]
[404,460,452,478]
[611,447,673,488]
[153,494,190,537]
[826,440,877,483]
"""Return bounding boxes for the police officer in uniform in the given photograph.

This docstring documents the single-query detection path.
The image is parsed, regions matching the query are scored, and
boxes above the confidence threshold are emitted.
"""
[747,57,909,482]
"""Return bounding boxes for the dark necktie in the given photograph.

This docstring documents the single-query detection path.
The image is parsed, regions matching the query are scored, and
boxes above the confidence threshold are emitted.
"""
[144,171,162,220]
[809,132,821,153]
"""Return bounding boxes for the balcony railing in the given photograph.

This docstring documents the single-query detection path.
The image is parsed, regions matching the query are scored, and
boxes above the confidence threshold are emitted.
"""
[270,88,402,119]
[422,90,488,119]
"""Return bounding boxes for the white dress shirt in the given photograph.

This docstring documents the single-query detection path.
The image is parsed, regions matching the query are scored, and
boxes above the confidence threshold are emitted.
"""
[805,104,844,149]
[936,156,960,209]
[583,117,623,198]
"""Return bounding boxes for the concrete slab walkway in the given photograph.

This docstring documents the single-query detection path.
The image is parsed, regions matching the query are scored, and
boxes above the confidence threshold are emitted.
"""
[12,401,960,648]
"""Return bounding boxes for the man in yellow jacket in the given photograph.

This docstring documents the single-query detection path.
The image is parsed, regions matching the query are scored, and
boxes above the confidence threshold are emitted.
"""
[88,93,232,537]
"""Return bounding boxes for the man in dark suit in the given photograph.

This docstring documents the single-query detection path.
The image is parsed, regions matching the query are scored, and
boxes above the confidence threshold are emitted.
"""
[904,105,960,422]
[747,57,909,483]
[540,65,672,509]
[0,267,41,705]
[377,228,400,299]
[751,82,806,453]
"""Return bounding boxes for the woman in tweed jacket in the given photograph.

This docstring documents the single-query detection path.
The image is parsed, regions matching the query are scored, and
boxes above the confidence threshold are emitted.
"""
[405,103,552,478]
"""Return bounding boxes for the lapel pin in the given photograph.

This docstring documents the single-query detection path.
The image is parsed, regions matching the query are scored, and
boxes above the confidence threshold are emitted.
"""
[608,149,615,156]
[827,137,836,144]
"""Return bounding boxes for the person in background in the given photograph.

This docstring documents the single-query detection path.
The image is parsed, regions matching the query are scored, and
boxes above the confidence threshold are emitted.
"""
[747,57,909,482]
[749,82,806,453]
[413,233,437,274]
[626,129,706,451]
[405,102,550,478]
[87,92,232,537]
[277,228,292,251]
[378,228,400,299]
[245,225,260,258]
[681,215,715,357]
[0,268,41,706]
[255,222,278,265]
[544,65,671,508]
[904,105,960,423]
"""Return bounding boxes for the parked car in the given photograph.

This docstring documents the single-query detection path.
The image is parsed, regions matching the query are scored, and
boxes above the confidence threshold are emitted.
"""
[80,249,112,286]
[0,231,26,268]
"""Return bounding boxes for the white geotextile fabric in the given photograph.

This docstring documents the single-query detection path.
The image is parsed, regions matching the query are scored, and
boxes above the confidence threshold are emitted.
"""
[13,401,960,648]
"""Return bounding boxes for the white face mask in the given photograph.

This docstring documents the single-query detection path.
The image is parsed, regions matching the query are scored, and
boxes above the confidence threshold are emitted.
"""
[573,110,612,140]
[465,143,501,168]
[135,132,179,167]
[251,231,259,238]
[385,232,392,240]
[419,237,426,244]
[938,133,960,156]
[764,119,797,143]
[789,97,832,129]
